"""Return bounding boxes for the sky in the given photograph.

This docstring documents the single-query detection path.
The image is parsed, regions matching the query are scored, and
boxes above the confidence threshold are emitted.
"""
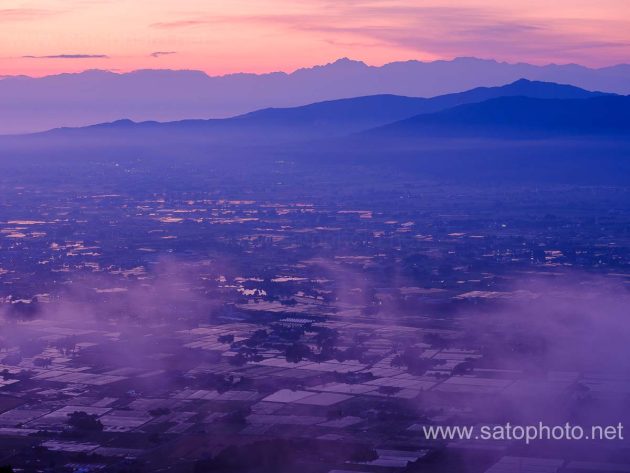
[1,0,629,77]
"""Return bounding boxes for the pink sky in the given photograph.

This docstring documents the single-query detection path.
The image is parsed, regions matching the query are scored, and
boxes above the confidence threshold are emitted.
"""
[1,0,629,77]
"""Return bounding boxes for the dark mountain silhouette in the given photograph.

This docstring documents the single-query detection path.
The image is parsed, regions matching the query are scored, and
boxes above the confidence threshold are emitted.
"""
[234,79,608,135]
[1,57,630,134]
[368,95,630,139]
[1,81,628,187]
[17,79,611,146]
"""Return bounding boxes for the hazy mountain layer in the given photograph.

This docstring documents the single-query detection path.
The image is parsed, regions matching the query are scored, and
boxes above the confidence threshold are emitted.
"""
[1,57,629,134]
[4,79,611,147]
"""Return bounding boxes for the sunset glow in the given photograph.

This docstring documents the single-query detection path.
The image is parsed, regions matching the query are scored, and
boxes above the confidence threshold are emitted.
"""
[1,0,629,77]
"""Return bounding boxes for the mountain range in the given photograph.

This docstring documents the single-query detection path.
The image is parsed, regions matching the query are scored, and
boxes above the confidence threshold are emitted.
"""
[12,78,616,147]
[2,78,628,186]
[371,95,630,140]
[2,57,630,134]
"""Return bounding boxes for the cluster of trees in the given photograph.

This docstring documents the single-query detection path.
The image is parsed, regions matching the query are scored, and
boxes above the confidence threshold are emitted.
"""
[54,336,79,356]
[67,411,104,432]
[148,407,171,417]
[391,346,445,375]
[217,334,234,344]
[220,323,376,367]
[281,327,377,364]
[7,300,41,319]
[229,347,263,366]
[33,357,53,368]
[284,342,312,363]
[1,368,31,381]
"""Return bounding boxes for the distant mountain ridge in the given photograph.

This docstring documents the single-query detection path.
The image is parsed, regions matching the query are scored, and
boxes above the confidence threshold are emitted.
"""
[235,78,608,135]
[1,79,629,187]
[21,79,613,146]
[1,57,630,134]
